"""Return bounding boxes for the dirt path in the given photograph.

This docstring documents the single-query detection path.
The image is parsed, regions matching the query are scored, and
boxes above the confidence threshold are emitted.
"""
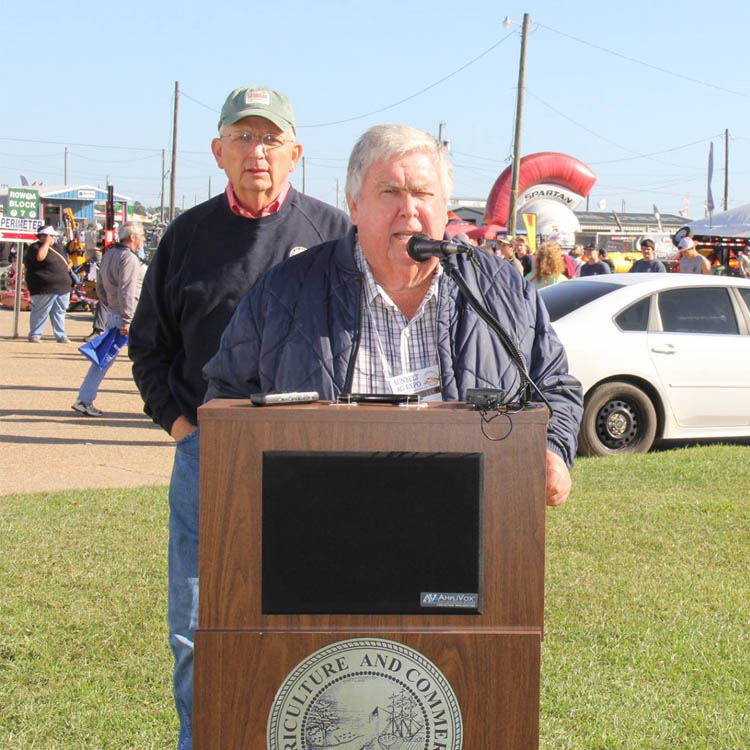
[1,307,173,495]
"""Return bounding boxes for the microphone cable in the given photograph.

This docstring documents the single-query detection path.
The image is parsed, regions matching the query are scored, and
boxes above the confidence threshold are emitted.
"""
[440,256,553,417]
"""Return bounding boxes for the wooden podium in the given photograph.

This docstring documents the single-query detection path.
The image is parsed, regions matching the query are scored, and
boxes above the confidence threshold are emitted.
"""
[195,400,548,749]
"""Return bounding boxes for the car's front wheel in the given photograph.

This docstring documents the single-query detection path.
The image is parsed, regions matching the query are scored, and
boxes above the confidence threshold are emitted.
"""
[578,381,657,456]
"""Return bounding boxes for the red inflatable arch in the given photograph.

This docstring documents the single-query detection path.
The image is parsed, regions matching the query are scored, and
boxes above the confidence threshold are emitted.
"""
[484,152,597,226]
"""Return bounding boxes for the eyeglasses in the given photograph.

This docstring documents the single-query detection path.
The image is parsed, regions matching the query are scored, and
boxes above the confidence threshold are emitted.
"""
[220,131,293,151]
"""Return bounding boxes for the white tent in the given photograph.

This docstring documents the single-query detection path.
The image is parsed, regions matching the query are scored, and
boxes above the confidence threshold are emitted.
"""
[683,203,750,238]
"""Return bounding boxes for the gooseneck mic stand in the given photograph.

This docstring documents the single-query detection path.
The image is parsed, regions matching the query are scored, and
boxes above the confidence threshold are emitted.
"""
[406,234,552,414]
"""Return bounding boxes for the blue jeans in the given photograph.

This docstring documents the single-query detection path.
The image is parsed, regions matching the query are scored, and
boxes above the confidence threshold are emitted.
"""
[168,429,200,750]
[29,292,70,339]
[77,313,123,404]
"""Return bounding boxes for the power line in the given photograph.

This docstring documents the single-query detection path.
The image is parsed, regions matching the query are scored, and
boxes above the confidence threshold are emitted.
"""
[526,89,643,156]
[589,134,722,165]
[181,33,514,131]
[453,162,505,175]
[0,136,161,152]
[536,22,750,99]
[180,90,220,113]
[0,149,60,159]
[526,89,707,170]
[298,32,515,128]
[302,163,345,171]
[595,183,700,198]
[67,151,161,164]
[452,150,508,165]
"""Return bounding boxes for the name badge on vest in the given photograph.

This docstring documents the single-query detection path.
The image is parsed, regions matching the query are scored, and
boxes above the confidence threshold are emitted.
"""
[387,365,442,402]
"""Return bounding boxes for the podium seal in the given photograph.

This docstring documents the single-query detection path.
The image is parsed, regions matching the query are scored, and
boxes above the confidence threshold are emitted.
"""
[268,638,462,749]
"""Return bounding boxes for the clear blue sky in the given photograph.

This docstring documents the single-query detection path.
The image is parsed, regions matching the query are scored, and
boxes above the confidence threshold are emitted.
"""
[2,0,749,219]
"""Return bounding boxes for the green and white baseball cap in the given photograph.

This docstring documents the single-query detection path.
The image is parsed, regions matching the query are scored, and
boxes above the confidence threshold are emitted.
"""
[218,86,296,135]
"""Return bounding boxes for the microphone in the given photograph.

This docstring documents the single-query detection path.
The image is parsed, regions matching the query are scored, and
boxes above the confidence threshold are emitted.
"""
[406,233,470,262]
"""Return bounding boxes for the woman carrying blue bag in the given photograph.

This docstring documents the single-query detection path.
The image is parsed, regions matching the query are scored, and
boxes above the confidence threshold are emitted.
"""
[72,222,146,416]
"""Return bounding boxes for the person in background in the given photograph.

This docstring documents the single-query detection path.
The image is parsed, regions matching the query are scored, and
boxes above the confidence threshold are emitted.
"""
[629,239,666,273]
[128,84,350,750]
[497,236,523,274]
[453,232,476,248]
[580,245,612,276]
[569,245,584,276]
[72,222,145,417]
[598,248,616,273]
[678,237,711,274]
[513,235,533,276]
[85,243,109,341]
[25,225,72,343]
[525,240,567,289]
[560,248,576,278]
[737,248,750,278]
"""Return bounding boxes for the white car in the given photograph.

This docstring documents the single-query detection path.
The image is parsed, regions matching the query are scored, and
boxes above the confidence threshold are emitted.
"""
[539,274,750,456]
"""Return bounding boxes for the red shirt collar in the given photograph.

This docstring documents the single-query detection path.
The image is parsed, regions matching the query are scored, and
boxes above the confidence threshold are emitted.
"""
[225,181,291,218]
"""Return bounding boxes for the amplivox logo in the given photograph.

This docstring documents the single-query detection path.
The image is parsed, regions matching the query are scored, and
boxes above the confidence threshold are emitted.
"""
[420,592,478,608]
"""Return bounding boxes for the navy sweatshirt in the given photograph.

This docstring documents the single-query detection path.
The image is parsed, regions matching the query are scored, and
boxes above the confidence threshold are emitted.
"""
[128,188,350,433]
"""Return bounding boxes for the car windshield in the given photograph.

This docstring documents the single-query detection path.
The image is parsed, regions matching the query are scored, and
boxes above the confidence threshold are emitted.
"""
[539,280,625,321]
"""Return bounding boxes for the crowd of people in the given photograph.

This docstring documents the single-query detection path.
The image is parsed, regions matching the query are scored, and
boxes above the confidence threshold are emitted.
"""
[463,231,742,290]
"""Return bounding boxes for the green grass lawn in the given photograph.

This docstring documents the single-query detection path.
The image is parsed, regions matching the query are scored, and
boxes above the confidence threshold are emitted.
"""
[543,446,749,749]
[1,445,748,748]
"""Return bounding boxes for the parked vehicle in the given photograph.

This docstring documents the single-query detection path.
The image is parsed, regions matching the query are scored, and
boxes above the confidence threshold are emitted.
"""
[539,274,750,456]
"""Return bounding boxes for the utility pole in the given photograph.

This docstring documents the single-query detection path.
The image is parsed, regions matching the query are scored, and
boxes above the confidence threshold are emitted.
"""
[335,178,340,209]
[160,150,166,223]
[170,81,179,221]
[302,156,306,194]
[64,147,68,184]
[438,121,450,151]
[508,13,530,237]
[208,176,212,200]
[724,128,729,212]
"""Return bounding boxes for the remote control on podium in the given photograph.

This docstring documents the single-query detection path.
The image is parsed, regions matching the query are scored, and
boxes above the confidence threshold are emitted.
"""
[250,392,319,406]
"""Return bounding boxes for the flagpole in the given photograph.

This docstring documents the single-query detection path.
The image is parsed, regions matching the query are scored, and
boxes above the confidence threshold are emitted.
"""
[706,142,715,222]
[723,128,729,212]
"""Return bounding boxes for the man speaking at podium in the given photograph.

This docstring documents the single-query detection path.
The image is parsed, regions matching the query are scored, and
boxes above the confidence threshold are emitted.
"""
[204,124,583,506]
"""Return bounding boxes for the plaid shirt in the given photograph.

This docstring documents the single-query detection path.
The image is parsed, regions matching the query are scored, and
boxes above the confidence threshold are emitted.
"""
[351,242,442,397]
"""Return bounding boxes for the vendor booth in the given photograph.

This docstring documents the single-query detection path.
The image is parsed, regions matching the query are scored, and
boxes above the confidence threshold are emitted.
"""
[675,204,750,274]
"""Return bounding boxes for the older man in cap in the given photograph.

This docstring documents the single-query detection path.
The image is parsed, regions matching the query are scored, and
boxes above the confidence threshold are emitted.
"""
[129,85,349,750]
[205,124,583,503]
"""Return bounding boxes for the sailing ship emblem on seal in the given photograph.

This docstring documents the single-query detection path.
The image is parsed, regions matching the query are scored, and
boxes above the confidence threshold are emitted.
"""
[267,638,462,750]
